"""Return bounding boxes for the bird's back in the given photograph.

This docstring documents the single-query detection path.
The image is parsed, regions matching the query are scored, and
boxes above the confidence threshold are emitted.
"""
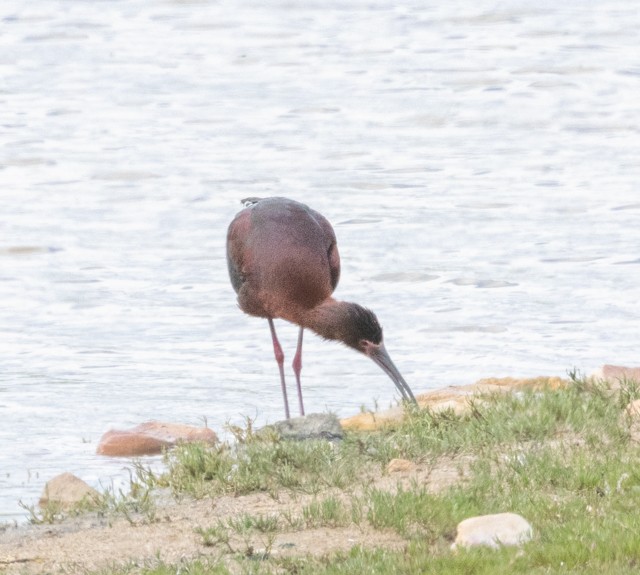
[227,197,340,322]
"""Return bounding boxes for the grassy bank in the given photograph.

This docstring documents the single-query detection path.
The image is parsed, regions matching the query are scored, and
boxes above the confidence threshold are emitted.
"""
[28,375,640,574]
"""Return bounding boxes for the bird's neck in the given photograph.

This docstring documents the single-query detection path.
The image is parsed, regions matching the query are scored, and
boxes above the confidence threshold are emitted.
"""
[302,298,359,349]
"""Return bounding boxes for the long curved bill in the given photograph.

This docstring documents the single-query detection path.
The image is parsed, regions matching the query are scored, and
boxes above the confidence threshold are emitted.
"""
[368,342,417,405]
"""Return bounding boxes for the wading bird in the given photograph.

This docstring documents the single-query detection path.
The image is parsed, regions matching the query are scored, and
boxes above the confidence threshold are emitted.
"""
[226,197,417,419]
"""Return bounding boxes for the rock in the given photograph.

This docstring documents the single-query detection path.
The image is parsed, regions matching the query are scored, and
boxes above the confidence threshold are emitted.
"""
[97,430,171,456]
[39,472,100,509]
[341,376,569,431]
[386,458,415,473]
[593,365,640,386]
[97,421,218,457]
[473,376,568,392]
[625,399,640,418]
[268,413,344,441]
[452,512,533,550]
[340,406,406,432]
[623,400,640,443]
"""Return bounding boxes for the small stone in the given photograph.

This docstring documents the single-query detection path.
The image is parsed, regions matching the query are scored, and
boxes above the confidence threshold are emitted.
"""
[97,421,217,457]
[452,512,533,550]
[40,472,100,509]
[268,413,343,441]
[386,458,415,473]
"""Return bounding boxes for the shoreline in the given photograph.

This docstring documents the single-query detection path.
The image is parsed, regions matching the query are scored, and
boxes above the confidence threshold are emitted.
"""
[2,365,638,574]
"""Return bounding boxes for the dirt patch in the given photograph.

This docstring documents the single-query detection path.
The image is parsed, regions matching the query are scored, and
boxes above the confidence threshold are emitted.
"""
[0,455,469,574]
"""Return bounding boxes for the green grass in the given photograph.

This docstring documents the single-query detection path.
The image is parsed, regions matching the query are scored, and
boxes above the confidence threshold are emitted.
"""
[302,495,351,528]
[78,375,640,574]
[159,428,368,499]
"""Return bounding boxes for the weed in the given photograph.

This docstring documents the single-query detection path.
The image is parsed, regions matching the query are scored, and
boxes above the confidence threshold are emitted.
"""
[195,513,278,560]
[18,499,65,524]
[195,523,234,552]
[227,512,280,533]
[302,496,349,528]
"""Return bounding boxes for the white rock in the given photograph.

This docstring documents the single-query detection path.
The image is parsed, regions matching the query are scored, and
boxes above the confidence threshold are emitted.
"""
[452,512,533,550]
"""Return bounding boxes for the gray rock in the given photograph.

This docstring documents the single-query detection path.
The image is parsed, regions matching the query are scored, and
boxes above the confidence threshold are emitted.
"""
[451,512,533,550]
[268,413,344,441]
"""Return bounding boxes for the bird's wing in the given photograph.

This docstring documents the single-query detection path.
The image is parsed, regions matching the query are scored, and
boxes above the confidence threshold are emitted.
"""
[327,241,340,292]
[226,209,252,294]
[313,211,340,292]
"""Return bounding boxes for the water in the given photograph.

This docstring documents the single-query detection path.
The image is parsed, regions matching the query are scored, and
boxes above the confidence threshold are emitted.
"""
[1,0,639,523]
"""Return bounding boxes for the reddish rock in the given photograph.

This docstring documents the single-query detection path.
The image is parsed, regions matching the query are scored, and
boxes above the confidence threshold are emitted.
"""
[594,365,640,385]
[40,472,100,508]
[97,430,170,456]
[97,421,217,457]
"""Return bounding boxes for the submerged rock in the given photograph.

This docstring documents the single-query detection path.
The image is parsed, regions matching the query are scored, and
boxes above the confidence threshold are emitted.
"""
[267,413,344,441]
[97,421,217,457]
[452,512,533,550]
[39,472,100,509]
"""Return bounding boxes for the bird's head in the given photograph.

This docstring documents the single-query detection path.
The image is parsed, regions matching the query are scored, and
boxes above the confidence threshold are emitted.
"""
[342,303,383,353]
[305,300,417,405]
[342,304,417,405]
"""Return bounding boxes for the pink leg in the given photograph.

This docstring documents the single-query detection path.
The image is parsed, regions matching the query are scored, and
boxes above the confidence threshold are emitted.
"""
[268,318,290,419]
[292,326,305,416]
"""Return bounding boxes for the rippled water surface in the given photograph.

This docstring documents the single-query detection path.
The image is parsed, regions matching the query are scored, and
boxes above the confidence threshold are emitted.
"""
[1,0,639,521]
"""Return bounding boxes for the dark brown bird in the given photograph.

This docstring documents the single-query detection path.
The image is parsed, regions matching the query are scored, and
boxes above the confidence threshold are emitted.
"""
[226,197,417,419]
